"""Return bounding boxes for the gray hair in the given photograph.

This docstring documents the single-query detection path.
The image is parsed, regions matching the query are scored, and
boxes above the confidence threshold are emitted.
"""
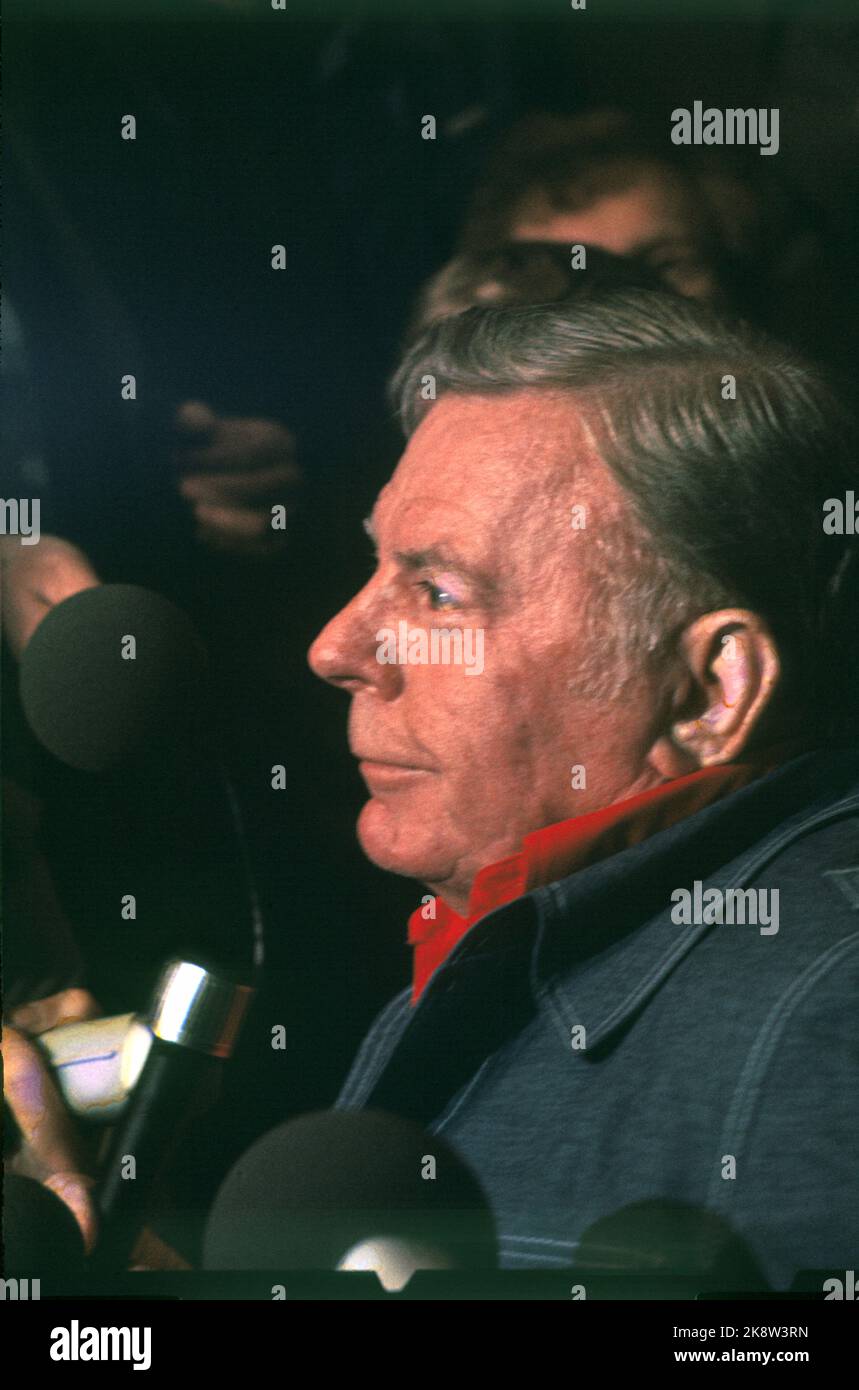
[390,289,859,735]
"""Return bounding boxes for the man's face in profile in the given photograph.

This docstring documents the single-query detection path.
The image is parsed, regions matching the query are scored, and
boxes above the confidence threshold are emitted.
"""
[308,391,661,912]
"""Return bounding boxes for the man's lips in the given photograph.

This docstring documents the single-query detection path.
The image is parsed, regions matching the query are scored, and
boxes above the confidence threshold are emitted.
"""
[356,757,434,789]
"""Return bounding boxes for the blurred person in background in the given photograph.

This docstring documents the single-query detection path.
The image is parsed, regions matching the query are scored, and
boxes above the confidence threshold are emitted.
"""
[446,107,824,329]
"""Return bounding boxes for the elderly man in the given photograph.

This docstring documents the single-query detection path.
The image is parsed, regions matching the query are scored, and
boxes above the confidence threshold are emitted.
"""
[308,288,859,1287]
[5,290,858,1286]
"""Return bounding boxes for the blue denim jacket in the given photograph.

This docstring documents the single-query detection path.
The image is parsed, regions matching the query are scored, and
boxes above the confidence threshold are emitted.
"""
[336,749,859,1288]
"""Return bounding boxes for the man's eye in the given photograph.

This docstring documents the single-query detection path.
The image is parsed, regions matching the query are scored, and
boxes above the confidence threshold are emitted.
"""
[417,579,459,611]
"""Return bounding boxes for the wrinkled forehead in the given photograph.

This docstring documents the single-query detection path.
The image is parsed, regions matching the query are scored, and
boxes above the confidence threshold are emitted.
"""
[380,390,615,524]
[367,391,630,593]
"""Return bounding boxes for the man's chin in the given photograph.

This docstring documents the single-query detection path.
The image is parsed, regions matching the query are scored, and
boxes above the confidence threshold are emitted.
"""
[356,797,445,882]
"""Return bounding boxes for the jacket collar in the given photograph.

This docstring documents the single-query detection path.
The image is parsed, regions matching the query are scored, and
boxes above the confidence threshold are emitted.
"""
[360,746,859,1123]
[530,746,859,1052]
[408,760,762,1004]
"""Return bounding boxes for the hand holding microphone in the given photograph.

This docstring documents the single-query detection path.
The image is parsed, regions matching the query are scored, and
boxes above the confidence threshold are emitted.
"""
[4,962,254,1273]
[6,581,261,1272]
[0,534,100,660]
[3,988,103,1255]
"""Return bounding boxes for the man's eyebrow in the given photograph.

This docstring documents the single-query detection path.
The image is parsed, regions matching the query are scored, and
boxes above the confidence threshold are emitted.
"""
[363,518,496,593]
[394,546,496,592]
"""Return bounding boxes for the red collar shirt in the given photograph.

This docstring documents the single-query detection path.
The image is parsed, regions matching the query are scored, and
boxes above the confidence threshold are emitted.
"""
[408,763,770,1004]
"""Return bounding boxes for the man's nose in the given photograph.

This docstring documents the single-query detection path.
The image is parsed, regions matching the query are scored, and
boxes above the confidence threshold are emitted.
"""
[307,586,399,697]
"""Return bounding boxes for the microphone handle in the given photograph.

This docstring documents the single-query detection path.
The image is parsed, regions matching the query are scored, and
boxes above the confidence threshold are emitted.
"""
[91,1038,222,1271]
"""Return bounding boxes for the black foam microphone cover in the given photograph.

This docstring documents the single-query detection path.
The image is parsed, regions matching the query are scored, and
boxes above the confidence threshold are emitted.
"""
[18,581,261,978]
[576,1199,769,1290]
[19,583,207,772]
[3,1173,86,1277]
[203,1108,497,1271]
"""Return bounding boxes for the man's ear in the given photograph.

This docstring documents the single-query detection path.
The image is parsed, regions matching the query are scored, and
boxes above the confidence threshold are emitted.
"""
[649,609,781,775]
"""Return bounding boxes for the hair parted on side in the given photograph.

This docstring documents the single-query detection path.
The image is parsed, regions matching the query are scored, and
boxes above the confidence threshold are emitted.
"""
[390,289,859,738]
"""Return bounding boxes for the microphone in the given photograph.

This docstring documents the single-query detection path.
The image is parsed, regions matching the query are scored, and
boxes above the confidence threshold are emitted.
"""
[17,581,265,976]
[10,586,263,1271]
[202,1109,498,1289]
[19,583,207,774]
[4,962,254,1268]
[2,1175,86,1278]
[575,1199,769,1291]
[90,958,254,1272]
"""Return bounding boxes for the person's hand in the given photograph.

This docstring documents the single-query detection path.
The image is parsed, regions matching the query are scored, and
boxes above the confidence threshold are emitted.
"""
[0,535,100,659]
[3,989,103,1254]
[174,400,303,557]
